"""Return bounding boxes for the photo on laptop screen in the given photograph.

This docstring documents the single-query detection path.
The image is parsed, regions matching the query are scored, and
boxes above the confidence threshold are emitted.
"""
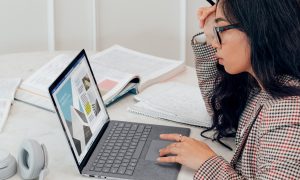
[51,53,108,163]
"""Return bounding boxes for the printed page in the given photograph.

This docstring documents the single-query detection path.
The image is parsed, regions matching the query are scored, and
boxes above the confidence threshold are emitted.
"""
[15,54,73,111]
[0,78,21,101]
[19,54,73,97]
[129,82,212,127]
[0,78,21,132]
[91,45,185,91]
[15,89,54,111]
[16,52,138,110]
[90,62,138,103]
[0,99,11,132]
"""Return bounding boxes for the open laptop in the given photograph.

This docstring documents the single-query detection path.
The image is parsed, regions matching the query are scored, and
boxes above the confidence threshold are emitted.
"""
[48,50,190,180]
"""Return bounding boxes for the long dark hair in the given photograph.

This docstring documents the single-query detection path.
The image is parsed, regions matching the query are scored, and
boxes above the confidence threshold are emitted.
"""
[202,0,300,150]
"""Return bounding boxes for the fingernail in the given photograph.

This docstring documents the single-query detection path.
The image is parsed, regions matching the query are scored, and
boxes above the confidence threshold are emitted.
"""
[157,158,160,161]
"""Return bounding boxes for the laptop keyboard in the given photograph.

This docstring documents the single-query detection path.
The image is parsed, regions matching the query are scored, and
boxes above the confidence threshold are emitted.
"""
[90,122,152,176]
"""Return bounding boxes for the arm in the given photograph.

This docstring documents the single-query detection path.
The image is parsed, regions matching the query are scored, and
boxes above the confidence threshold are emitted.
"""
[191,33,218,116]
[194,125,300,179]
[194,97,300,180]
[194,156,245,180]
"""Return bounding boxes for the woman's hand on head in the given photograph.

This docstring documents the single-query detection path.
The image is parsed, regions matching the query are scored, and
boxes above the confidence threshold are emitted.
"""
[198,5,216,44]
[157,134,217,170]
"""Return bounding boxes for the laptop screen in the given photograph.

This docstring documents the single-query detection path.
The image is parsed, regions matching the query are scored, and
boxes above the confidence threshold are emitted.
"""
[49,51,109,164]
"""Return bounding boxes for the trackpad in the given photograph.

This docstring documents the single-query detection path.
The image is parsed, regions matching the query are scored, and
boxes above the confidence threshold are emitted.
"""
[145,140,172,161]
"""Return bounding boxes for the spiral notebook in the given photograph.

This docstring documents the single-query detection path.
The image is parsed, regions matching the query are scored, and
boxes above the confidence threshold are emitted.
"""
[128,82,212,128]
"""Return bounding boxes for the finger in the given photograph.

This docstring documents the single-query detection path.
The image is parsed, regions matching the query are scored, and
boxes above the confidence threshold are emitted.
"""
[159,145,179,156]
[197,7,208,21]
[180,135,188,142]
[200,10,211,21]
[165,142,176,149]
[197,6,216,28]
[197,7,206,18]
[160,134,181,141]
[165,142,181,151]
[198,6,216,20]
[208,5,216,13]
[157,156,179,163]
[200,20,205,28]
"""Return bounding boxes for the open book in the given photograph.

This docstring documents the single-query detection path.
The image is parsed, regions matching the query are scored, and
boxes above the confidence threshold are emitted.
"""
[15,45,185,111]
[128,82,212,128]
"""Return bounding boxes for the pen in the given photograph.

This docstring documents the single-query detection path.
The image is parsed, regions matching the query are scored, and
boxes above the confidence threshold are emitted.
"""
[206,0,215,6]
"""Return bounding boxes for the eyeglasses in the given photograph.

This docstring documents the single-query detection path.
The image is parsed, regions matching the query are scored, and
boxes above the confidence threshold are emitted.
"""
[213,24,240,45]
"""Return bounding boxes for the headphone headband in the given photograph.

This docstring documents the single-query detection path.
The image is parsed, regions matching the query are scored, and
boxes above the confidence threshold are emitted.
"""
[0,150,17,180]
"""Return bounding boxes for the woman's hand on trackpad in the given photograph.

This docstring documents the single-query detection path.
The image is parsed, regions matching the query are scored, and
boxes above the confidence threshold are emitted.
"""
[157,133,217,170]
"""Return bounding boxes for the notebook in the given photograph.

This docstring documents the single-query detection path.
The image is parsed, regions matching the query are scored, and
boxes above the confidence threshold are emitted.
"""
[129,82,212,128]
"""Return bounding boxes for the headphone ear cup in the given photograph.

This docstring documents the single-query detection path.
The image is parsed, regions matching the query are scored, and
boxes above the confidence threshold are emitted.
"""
[18,139,45,180]
[0,150,17,180]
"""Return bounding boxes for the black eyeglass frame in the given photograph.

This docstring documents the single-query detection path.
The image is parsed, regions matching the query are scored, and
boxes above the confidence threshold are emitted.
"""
[213,24,240,45]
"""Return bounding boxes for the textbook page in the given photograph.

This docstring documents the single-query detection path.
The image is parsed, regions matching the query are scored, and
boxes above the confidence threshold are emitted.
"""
[129,82,212,127]
[15,53,137,111]
[0,78,21,132]
[15,54,73,111]
[90,62,139,105]
[16,45,185,111]
[19,54,73,97]
[91,45,186,92]
[0,100,10,132]
[0,78,21,101]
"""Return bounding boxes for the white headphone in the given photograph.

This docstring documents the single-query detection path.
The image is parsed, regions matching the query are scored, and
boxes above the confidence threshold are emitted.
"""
[0,139,48,180]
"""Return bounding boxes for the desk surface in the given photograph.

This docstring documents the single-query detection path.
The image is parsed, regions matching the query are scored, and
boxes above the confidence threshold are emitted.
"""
[0,52,234,180]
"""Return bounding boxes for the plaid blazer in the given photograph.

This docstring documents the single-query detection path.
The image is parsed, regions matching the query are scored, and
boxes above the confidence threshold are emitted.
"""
[191,34,300,179]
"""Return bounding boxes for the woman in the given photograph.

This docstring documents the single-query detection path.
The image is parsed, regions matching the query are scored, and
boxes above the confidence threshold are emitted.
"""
[157,0,300,179]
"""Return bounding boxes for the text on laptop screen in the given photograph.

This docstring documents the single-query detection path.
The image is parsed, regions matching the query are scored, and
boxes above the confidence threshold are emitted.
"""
[51,54,108,163]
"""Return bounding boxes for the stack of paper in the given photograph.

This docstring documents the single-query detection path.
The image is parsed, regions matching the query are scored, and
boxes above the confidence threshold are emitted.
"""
[0,78,21,133]
[128,82,212,128]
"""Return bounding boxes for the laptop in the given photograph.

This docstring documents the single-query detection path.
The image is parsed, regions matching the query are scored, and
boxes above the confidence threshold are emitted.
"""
[48,50,190,180]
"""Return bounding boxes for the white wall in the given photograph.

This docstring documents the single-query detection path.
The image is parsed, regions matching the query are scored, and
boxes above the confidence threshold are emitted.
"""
[54,0,94,51]
[0,0,210,66]
[0,0,48,54]
[96,0,182,60]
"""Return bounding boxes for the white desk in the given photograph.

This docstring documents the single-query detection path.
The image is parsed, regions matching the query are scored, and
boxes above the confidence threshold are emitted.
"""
[0,52,235,180]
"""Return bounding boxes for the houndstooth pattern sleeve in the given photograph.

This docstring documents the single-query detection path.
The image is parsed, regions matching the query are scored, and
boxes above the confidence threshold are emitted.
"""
[194,156,245,180]
[191,33,218,116]
[193,97,300,179]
